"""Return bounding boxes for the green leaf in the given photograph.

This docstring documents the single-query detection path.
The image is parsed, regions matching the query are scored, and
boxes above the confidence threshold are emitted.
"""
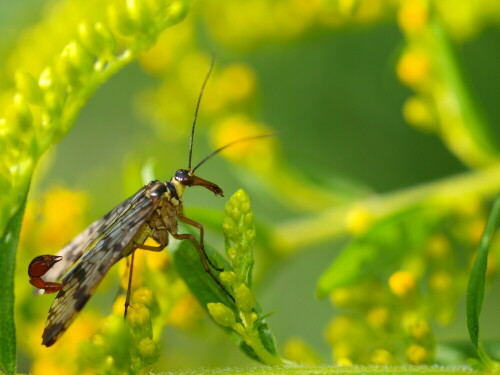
[170,222,235,309]
[316,207,441,298]
[0,193,28,375]
[466,195,500,367]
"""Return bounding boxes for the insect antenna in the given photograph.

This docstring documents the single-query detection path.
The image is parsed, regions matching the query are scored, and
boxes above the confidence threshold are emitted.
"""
[188,54,216,170]
[192,133,276,172]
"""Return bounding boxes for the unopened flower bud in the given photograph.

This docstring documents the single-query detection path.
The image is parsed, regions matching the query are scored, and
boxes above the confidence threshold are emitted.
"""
[235,283,255,313]
[207,302,236,328]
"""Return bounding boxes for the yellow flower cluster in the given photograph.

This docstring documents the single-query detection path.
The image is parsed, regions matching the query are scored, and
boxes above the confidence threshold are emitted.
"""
[325,198,498,365]
[396,0,500,166]
[0,0,193,253]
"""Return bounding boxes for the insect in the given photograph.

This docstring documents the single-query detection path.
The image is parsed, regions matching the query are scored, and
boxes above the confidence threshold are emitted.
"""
[28,57,266,347]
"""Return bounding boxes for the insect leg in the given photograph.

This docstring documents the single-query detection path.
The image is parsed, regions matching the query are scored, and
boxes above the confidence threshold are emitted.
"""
[124,243,165,317]
[124,251,135,318]
[177,215,223,272]
[171,232,234,302]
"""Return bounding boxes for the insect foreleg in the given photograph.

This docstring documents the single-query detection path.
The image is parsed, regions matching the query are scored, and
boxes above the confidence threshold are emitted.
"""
[177,215,223,272]
[171,232,235,302]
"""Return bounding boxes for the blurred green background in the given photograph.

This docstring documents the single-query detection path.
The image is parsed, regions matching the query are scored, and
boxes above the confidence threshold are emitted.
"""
[2,0,500,373]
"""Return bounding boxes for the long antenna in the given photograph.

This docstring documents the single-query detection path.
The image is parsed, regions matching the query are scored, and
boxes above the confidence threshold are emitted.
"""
[188,53,215,170]
[192,133,276,172]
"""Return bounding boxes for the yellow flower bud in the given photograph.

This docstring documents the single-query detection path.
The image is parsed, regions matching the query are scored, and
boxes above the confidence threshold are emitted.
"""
[126,0,153,32]
[78,22,106,56]
[133,287,154,308]
[165,1,189,24]
[207,302,236,328]
[127,303,151,328]
[406,344,429,364]
[235,283,255,313]
[57,41,94,85]
[138,338,160,365]
[220,271,236,285]
[9,94,33,132]
[227,247,237,260]
[94,23,117,57]
[108,4,135,37]
[403,96,435,132]
[15,71,43,104]
[39,67,55,90]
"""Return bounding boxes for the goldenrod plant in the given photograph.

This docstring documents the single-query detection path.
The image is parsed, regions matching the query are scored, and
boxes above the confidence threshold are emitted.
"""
[2,0,500,374]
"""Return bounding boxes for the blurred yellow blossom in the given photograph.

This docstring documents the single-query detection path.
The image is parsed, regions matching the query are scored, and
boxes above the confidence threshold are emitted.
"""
[345,204,373,236]
[396,48,431,88]
[367,306,390,329]
[39,187,89,249]
[168,294,205,330]
[30,312,100,375]
[397,0,428,34]
[20,186,89,252]
[371,349,393,365]
[428,271,453,293]
[406,344,429,364]
[336,357,353,366]
[283,338,322,365]
[402,96,435,132]
[389,270,416,297]
[211,114,276,170]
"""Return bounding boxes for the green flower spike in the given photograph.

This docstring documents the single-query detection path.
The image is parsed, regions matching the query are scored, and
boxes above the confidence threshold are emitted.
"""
[222,189,256,285]
[208,189,282,366]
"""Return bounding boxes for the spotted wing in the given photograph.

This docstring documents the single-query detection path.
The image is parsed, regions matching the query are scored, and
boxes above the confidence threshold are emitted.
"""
[41,183,160,346]
[39,184,154,288]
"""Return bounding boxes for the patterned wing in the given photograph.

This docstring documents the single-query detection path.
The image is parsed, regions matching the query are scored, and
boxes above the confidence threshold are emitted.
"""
[41,182,161,346]
[38,184,152,288]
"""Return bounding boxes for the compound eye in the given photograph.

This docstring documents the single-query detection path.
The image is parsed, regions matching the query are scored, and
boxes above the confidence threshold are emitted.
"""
[174,169,193,185]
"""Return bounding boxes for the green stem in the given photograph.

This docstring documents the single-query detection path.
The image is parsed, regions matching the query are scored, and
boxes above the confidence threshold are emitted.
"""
[0,186,28,375]
[243,329,283,366]
[151,365,484,375]
[273,163,500,253]
[430,12,499,165]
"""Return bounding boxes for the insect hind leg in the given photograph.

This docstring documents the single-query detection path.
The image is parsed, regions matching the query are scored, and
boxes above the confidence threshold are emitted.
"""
[172,232,234,303]
[178,215,223,272]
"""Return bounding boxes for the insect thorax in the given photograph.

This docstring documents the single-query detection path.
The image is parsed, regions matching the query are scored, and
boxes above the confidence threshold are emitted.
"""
[121,180,184,258]
[146,179,185,206]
